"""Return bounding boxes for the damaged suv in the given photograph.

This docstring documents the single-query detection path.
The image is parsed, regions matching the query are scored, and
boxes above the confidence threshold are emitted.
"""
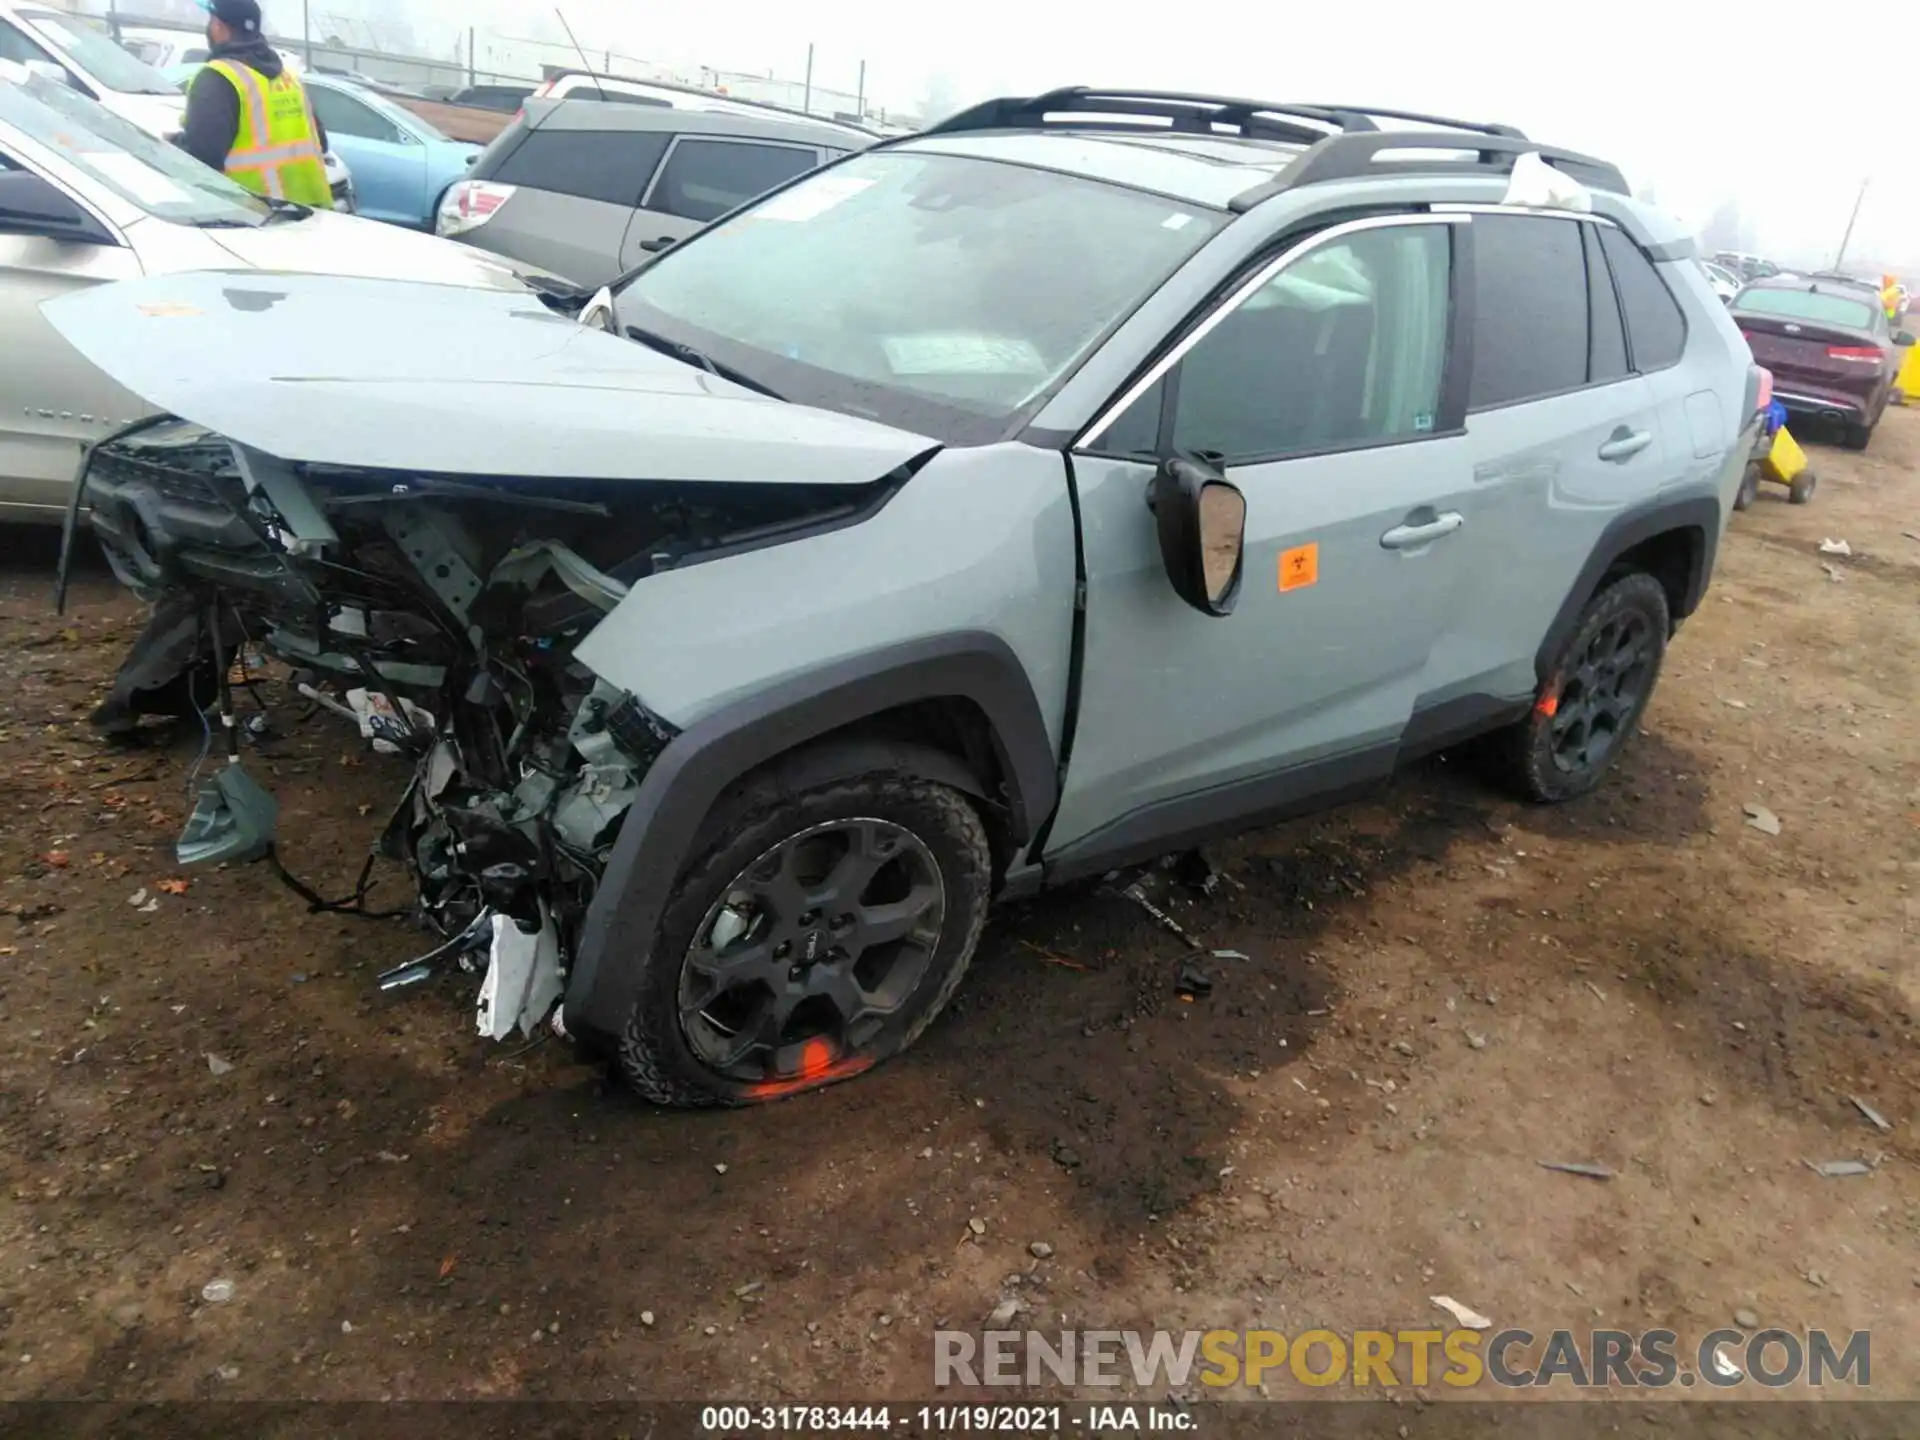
[48,90,1765,1106]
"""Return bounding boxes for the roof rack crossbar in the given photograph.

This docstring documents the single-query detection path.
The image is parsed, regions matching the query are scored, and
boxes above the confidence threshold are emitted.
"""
[1229,131,1629,211]
[921,87,1379,147]
[1301,103,1527,140]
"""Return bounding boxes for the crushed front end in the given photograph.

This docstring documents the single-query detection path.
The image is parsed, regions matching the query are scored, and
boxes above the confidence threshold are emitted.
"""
[80,419,879,1041]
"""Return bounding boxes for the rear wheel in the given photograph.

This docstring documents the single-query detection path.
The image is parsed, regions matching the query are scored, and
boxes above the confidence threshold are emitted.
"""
[1841,420,1874,451]
[1789,470,1817,505]
[616,774,992,1107]
[1498,572,1670,804]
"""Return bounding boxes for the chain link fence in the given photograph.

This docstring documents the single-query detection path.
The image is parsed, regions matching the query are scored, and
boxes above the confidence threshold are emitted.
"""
[46,0,916,128]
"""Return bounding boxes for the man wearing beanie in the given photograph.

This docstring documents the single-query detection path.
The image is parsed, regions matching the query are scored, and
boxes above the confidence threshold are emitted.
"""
[176,0,332,206]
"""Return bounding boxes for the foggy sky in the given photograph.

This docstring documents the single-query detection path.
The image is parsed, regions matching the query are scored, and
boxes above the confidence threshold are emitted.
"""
[298,0,1914,270]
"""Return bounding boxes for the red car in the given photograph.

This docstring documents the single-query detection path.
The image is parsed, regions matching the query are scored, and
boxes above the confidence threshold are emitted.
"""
[1732,277,1914,449]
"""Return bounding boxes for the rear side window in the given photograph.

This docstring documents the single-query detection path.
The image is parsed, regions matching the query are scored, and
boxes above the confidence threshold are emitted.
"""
[650,138,817,223]
[1598,227,1687,370]
[1468,214,1589,408]
[1582,226,1628,384]
[485,129,670,207]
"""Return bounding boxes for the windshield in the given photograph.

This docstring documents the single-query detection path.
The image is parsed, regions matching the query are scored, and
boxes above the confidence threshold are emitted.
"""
[18,9,181,95]
[1737,288,1876,331]
[0,68,269,225]
[616,150,1227,443]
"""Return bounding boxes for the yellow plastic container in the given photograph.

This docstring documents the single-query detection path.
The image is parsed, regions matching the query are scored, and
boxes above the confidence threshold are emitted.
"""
[1895,344,1920,403]
[1761,426,1807,486]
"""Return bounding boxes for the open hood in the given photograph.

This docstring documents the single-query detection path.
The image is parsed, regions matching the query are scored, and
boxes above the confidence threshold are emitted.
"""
[42,272,941,485]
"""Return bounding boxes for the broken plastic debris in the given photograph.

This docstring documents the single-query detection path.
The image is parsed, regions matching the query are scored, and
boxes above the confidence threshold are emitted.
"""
[474,908,563,1041]
[1742,804,1782,836]
[1429,1295,1492,1330]
[1176,963,1213,999]
[1211,949,1249,961]
[1710,1345,1744,1381]
[1807,1159,1872,1178]
[1121,883,1207,950]
[1848,1096,1892,1133]
[1537,1160,1613,1180]
[201,1279,235,1304]
[1821,563,1845,583]
[1819,538,1852,556]
[205,1053,233,1076]
[345,687,435,755]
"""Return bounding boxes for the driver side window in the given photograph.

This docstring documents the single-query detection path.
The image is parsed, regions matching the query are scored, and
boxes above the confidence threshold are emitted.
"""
[309,87,404,145]
[1095,223,1454,464]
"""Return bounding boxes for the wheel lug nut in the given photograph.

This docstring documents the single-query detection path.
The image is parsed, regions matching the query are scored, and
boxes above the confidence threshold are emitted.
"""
[800,909,820,926]
[774,941,792,959]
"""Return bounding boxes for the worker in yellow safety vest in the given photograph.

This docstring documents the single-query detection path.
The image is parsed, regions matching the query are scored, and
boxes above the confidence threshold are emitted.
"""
[175,0,332,207]
[1881,274,1902,323]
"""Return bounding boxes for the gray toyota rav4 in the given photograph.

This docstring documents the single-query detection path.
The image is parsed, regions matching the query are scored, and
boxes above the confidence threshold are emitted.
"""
[50,89,1764,1107]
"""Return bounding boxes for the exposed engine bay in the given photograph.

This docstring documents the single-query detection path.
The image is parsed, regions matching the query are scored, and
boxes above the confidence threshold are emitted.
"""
[75,419,897,1041]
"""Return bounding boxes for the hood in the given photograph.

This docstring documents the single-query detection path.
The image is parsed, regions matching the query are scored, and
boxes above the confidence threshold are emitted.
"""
[199,210,528,291]
[209,37,283,81]
[104,90,188,139]
[42,271,941,485]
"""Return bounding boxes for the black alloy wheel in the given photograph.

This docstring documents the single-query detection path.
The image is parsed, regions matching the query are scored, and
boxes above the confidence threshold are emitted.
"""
[1501,572,1671,803]
[616,774,992,1106]
[678,817,945,1081]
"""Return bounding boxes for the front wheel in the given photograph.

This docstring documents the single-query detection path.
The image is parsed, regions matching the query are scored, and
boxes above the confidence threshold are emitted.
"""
[1498,572,1670,804]
[616,774,993,1106]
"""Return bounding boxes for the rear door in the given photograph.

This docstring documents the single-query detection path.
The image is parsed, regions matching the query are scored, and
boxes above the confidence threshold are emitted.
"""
[476,125,669,286]
[622,135,823,268]
[1432,212,1667,711]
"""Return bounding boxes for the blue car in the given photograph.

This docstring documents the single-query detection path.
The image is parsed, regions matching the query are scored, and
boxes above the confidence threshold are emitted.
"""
[166,66,478,229]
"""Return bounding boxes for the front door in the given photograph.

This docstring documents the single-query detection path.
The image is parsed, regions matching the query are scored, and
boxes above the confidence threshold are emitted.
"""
[1044,214,1478,874]
[0,155,143,519]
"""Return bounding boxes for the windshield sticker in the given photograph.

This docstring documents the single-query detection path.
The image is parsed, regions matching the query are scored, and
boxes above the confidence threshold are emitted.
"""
[83,152,194,207]
[752,174,875,223]
[881,333,1048,377]
[1162,212,1194,230]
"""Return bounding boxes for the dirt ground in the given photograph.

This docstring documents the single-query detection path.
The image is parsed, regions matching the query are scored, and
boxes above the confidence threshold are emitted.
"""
[0,410,1914,1415]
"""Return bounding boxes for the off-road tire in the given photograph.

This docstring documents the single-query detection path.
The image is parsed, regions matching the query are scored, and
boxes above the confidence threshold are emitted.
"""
[615,774,992,1107]
[1499,572,1670,804]
[1732,462,1759,511]
[1789,471,1817,504]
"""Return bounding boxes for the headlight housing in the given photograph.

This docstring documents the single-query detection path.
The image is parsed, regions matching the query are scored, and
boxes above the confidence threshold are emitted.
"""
[579,285,618,334]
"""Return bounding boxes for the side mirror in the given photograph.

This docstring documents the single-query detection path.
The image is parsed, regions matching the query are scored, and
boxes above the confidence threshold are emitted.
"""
[0,169,112,244]
[23,59,72,87]
[1149,456,1246,617]
[1895,330,1916,347]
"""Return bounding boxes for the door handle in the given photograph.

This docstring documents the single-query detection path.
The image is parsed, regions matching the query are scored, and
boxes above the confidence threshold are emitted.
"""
[637,236,676,253]
[1380,511,1464,550]
[1597,427,1654,463]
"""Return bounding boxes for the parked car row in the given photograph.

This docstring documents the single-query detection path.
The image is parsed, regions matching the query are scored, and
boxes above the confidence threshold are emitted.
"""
[17,83,1762,1106]
[1729,274,1913,450]
[440,99,869,286]
[0,58,544,521]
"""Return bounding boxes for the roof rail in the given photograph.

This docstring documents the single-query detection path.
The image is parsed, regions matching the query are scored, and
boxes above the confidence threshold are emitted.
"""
[1300,104,1527,140]
[922,88,1381,147]
[1228,131,1629,211]
[922,88,1531,147]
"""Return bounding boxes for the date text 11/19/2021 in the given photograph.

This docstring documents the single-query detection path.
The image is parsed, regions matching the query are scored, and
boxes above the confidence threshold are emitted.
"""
[699,1404,1193,1433]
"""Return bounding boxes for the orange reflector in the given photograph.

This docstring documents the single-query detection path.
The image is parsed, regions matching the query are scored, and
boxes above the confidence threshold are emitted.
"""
[798,1037,835,1079]
[1535,693,1559,717]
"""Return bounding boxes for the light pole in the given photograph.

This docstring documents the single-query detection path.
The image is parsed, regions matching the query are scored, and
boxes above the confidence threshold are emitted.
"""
[1834,176,1869,272]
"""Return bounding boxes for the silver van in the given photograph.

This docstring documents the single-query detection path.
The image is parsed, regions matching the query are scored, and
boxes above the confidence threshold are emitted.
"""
[435,99,870,287]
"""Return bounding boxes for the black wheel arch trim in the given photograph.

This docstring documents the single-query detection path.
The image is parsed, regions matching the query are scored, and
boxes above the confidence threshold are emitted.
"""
[563,631,1057,1042]
[1534,486,1720,686]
